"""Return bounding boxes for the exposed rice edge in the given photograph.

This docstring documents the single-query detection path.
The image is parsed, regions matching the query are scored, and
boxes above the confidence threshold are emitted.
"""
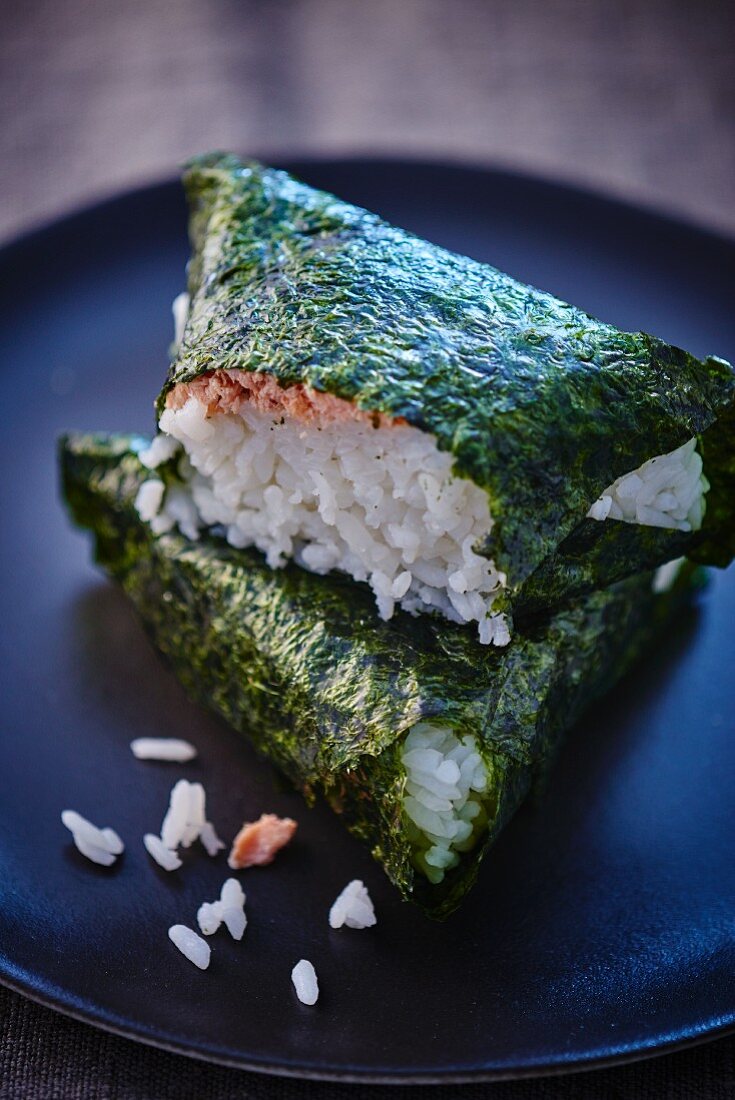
[151,364,511,645]
[587,437,709,532]
[400,722,491,885]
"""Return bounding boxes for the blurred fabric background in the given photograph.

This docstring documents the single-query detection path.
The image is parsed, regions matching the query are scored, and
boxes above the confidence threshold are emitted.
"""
[2,0,734,243]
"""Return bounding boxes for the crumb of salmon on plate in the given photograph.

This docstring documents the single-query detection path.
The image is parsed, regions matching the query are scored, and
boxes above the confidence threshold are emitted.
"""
[227,813,298,869]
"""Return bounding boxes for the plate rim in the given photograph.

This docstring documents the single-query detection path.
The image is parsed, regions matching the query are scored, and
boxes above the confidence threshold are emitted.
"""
[2,158,734,1084]
[2,968,734,1085]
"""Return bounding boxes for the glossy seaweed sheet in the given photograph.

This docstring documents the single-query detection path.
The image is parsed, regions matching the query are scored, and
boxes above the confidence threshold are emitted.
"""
[158,154,735,621]
[61,433,698,917]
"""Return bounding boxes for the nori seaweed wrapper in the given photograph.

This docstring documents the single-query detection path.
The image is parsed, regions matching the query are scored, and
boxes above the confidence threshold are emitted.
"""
[61,432,699,917]
[157,153,735,620]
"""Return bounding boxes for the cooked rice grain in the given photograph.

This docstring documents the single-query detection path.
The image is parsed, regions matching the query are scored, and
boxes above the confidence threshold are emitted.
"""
[61,809,124,866]
[291,959,319,1005]
[400,723,489,883]
[130,737,197,762]
[587,438,708,531]
[143,833,182,871]
[149,390,510,645]
[328,880,376,929]
[168,924,211,969]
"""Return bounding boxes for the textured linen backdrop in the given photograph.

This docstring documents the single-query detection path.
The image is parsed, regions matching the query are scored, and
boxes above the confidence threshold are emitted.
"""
[2,0,735,242]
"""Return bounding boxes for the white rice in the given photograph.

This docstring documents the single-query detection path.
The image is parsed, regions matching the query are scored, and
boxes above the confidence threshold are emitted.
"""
[180,783,206,848]
[155,483,200,541]
[68,834,117,867]
[138,434,181,470]
[199,820,226,857]
[220,907,246,941]
[61,810,124,867]
[99,828,124,855]
[134,479,165,523]
[291,959,319,1005]
[135,293,711,644]
[138,407,709,648]
[197,878,247,940]
[130,737,197,762]
[197,901,223,936]
[168,924,211,969]
[143,833,182,871]
[160,779,205,849]
[652,556,686,593]
[152,780,223,865]
[160,780,194,849]
[220,878,247,940]
[400,723,489,884]
[587,438,708,531]
[144,395,510,645]
[328,880,376,929]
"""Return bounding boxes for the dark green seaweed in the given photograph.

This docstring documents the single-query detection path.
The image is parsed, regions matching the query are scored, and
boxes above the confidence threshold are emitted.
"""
[157,153,735,616]
[61,432,698,917]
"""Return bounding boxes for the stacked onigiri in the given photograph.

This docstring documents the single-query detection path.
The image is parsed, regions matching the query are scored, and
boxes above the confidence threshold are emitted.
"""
[129,300,710,889]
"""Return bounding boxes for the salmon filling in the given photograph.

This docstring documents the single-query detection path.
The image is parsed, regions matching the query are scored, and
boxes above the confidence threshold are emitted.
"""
[134,302,709,646]
[139,367,511,645]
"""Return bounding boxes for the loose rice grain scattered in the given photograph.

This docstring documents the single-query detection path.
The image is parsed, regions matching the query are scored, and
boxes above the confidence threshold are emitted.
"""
[70,833,118,867]
[168,924,211,969]
[221,906,247,941]
[291,959,319,1005]
[100,827,125,855]
[130,738,197,762]
[143,833,182,871]
[196,879,247,940]
[197,901,222,936]
[199,820,225,857]
[160,780,192,849]
[61,809,124,866]
[329,880,376,929]
[160,780,207,850]
[179,782,206,848]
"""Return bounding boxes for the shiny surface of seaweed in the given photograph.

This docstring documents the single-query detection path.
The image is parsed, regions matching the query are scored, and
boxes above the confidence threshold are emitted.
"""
[62,432,691,915]
[160,154,735,602]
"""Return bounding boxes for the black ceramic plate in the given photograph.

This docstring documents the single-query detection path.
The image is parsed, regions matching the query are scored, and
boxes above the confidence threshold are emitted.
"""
[1,161,734,1084]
